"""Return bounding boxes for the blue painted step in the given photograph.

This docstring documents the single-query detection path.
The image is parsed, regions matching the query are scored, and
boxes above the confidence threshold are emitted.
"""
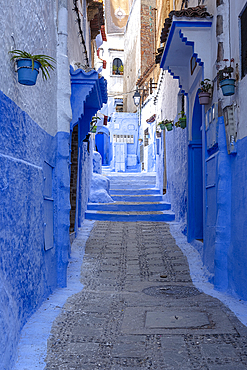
[85,210,175,222]
[110,188,160,195]
[87,172,175,222]
[87,201,171,212]
[111,195,163,202]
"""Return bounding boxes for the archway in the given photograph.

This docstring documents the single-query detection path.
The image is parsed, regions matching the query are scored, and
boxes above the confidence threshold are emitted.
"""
[95,126,110,165]
[187,94,203,242]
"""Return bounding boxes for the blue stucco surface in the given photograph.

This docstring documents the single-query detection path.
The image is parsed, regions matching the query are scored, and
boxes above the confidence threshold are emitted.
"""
[229,134,247,300]
[75,141,93,232]
[0,91,70,369]
[164,125,188,228]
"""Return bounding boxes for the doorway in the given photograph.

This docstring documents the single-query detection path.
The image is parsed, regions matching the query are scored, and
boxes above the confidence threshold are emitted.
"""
[188,94,203,242]
[69,125,78,233]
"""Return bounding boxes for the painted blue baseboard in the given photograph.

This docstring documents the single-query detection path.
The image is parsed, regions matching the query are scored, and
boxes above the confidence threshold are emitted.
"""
[0,91,70,369]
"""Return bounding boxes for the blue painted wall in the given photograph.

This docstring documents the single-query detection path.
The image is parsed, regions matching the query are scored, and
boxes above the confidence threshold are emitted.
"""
[228,134,247,299]
[76,140,93,231]
[188,95,203,242]
[164,124,188,229]
[108,113,139,171]
[0,91,70,369]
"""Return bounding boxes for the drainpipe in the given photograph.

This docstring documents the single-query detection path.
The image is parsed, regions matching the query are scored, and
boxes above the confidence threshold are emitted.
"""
[57,0,72,132]
[56,0,72,288]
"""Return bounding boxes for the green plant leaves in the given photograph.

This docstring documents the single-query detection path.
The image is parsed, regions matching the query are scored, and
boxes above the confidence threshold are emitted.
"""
[8,50,56,80]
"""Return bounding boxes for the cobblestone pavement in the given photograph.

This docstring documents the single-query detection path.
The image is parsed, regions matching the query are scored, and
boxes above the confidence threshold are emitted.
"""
[45,222,247,370]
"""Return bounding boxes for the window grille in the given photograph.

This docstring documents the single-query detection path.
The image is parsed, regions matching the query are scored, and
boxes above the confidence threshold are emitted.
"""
[144,128,149,146]
[241,4,247,78]
[113,134,134,143]
[112,58,123,75]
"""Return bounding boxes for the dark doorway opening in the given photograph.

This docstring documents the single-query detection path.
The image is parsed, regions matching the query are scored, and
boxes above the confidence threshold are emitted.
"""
[70,125,78,233]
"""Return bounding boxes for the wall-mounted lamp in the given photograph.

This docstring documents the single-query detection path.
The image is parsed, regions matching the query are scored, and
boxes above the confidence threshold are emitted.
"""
[133,89,141,106]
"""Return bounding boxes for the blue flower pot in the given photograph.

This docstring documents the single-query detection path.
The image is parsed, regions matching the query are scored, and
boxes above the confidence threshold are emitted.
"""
[159,123,166,130]
[219,78,235,96]
[17,59,41,85]
[179,117,186,129]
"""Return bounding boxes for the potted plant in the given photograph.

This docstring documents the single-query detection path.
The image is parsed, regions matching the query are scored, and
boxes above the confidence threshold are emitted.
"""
[119,65,124,75]
[158,119,173,131]
[175,111,186,129]
[112,64,117,75]
[9,50,56,86]
[90,116,100,133]
[198,78,212,105]
[217,58,235,96]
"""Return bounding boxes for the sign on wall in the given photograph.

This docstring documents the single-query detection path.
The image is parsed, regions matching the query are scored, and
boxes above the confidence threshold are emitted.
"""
[105,0,129,34]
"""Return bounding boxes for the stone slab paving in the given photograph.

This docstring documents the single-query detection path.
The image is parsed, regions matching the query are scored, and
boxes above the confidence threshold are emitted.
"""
[45,222,247,370]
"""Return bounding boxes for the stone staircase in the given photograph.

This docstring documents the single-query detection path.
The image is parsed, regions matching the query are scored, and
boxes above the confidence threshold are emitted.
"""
[85,172,175,222]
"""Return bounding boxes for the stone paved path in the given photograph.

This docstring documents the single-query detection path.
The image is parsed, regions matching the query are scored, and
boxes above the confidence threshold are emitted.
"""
[45,222,247,369]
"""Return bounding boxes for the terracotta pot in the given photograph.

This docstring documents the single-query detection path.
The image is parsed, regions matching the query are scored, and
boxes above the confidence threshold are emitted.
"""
[198,92,210,105]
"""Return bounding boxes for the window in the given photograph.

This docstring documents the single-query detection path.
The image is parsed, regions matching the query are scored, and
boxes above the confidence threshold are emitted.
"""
[144,128,149,146]
[240,3,247,78]
[112,58,123,75]
[114,98,123,112]
[113,134,134,143]
[177,92,185,114]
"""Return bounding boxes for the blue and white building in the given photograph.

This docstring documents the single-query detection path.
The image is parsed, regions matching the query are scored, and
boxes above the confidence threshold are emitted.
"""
[0,0,107,368]
[154,0,247,300]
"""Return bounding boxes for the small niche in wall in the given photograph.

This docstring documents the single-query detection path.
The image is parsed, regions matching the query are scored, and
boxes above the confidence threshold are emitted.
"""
[43,161,54,251]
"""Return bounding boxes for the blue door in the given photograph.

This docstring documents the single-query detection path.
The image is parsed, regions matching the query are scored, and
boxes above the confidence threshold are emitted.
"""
[188,95,203,242]
[96,132,109,165]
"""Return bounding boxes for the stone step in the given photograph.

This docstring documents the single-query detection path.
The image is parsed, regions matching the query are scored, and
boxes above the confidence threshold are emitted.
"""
[110,188,160,195]
[87,201,171,212]
[85,210,175,222]
[106,176,156,185]
[111,194,163,202]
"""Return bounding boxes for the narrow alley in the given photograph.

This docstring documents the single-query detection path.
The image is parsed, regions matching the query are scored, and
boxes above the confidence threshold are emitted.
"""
[45,220,247,369]
[14,172,247,370]
[3,1,247,369]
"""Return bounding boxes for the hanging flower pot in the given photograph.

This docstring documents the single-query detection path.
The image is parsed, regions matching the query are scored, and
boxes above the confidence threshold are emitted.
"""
[217,59,236,96]
[219,78,235,96]
[9,50,56,86]
[165,122,173,131]
[179,117,187,129]
[198,78,212,105]
[158,119,173,131]
[198,92,211,105]
[176,111,187,129]
[159,123,166,130]
[16,59,41,85]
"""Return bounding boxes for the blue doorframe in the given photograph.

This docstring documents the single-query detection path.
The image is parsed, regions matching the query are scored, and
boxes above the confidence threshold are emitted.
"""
[188,94,203,242]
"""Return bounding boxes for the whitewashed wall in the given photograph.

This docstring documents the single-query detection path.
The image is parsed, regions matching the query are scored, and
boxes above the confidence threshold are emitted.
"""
[124,0,141,112]
[0,0,57,136]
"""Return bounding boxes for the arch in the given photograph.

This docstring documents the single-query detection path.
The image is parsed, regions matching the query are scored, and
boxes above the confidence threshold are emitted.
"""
[97,126,110,136]
[187,93,203,242]
[112,58,123,75]
[95,127,110,165]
